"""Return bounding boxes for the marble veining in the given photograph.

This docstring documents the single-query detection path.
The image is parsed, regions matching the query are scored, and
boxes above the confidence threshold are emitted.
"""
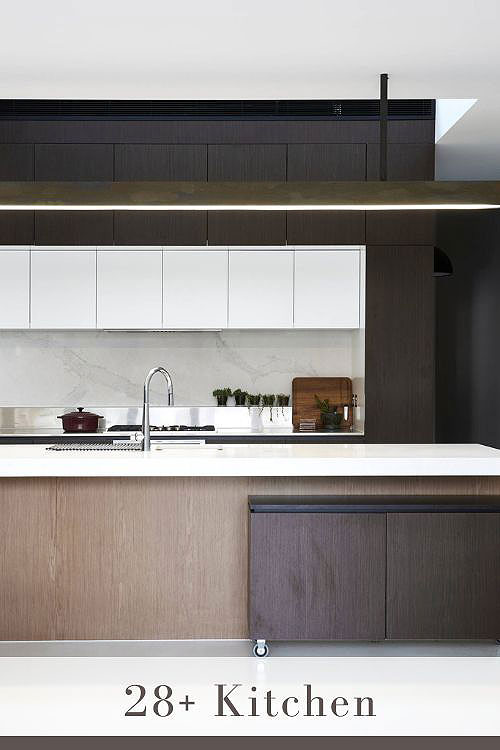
[0,329,356,406]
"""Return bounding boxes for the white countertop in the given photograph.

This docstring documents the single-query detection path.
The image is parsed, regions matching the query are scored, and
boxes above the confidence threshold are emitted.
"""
[0,443,499,477]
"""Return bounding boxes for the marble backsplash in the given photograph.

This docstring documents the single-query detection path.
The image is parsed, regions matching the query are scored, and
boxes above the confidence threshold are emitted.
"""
[0,329,357,407]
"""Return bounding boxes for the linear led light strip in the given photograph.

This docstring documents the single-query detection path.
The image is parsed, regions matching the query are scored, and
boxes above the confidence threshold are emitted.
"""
[0,204,496,210]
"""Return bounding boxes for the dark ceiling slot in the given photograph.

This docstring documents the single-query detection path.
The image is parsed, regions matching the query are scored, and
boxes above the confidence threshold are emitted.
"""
[0,99,435,121]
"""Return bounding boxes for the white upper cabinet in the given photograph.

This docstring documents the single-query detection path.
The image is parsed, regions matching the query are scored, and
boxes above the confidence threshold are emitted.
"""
[163,249,228,328]
[97,249,163,329]
[228,249,294,328]
[0,248,30,329]
[294,248,360,328]
[31,248,97,329]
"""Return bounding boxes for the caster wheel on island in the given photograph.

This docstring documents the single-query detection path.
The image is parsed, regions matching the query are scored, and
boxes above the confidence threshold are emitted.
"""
[253,640,269,658]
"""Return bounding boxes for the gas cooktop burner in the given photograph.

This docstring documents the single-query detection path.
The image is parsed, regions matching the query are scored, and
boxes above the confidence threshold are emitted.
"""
[108,424,215,432]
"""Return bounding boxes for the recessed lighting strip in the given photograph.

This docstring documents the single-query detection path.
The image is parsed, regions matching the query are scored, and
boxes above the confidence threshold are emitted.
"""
[0,204,496,211]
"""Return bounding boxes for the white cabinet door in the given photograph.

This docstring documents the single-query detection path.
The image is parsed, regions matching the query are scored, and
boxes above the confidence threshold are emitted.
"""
[163,250,228,328]
[31,249,96,329]
[294,249,360,328]
[97,249,162,329]
[228,250,294,328]
[0,249,30,328]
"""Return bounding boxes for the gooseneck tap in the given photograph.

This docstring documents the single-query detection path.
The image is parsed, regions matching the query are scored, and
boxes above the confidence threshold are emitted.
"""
[142,366,174,451]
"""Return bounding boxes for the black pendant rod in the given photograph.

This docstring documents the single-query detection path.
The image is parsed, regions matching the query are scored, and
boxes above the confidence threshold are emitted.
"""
[379,73,389,181]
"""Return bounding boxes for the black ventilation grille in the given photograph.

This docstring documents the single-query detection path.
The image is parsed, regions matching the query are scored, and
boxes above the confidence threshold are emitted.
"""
[0,99,435,121]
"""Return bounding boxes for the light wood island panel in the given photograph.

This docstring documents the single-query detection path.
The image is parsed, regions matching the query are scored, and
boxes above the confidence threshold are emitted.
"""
[1,475,500,640]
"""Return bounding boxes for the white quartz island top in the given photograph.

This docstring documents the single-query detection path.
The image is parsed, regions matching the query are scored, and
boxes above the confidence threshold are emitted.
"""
[0,442,499,477]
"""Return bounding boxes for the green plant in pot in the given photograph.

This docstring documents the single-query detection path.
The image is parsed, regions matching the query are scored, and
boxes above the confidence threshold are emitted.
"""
[246,394,261,407]
[213,387,232,406]
[261,394,276,421]
[276,393,290,417]
[314,395,342,431]
[233,388,247,406]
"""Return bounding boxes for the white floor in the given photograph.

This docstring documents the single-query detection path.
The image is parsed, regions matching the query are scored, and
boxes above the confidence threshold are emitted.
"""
[0,639,498,657]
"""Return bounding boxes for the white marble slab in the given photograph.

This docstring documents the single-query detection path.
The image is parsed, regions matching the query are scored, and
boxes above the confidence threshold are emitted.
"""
[0,443,499,478]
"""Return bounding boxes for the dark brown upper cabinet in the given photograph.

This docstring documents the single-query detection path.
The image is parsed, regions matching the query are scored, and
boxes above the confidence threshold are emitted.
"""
[35,144,113,181]
[35,211,113,245]
[0,211,34,244]
[287,144,366,181]
[387,512,500,639]
[0,144,34,180]
[366,210,436,245]
[287,211,365,245]
[208,211,286,245]
[208,145,286,181]
[366,143,435,180]
[114,210,207,245]
[114,144,207,181]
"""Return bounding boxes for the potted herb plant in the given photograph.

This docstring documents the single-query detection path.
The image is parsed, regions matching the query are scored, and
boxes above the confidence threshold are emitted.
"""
[314,395,342,431]
[213,387,232,406]
[276,394,290,417]
[246,394,261,407]
[261,394,276,421]
[233,388,248,406]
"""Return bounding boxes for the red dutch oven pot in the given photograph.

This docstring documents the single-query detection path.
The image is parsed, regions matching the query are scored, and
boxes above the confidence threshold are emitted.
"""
[58,407,103,433]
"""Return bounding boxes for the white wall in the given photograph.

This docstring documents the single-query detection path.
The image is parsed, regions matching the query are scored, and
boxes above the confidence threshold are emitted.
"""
[0,329,358,406]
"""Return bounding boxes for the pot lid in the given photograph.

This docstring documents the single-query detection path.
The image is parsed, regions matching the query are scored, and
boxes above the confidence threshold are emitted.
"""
[57,407,104,419]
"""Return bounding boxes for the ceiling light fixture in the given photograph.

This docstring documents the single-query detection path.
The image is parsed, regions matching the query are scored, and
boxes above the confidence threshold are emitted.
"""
[0,180,497,210]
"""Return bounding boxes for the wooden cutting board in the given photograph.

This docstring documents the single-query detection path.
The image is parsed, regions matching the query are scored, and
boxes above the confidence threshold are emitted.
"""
[292,377,353,431]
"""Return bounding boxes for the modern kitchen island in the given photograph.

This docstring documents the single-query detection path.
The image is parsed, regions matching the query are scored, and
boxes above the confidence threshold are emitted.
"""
[1,442,500,645]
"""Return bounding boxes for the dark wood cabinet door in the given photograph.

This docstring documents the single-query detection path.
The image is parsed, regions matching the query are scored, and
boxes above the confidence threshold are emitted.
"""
[287,210,365,245]
[208,144,286,181]
[208,211,286,245]
[35,144,113,180]
[366,210,436,245]
[387,513,500,639]
[367,143,435,180]
[0,211,34,244]
[365,245,434,443]
[114,210,207,245]
[249,512,386,640]
[35,210,113,245]
[287,144,366,180]
[115,144,207,180]
[0,144,34,179]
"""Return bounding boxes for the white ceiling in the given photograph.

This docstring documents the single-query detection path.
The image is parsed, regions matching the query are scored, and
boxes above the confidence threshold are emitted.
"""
[2,0,500,177]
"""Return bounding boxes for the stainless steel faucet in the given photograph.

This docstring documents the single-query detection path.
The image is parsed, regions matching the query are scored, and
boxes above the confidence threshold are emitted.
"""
[142,366,174,451]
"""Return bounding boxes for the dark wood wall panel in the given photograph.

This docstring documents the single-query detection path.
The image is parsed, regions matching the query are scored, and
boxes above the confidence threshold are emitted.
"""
[287,211,365,245]
[0,120,435,145]
[287,144,366,180]
[34,144,113,180]
[208,144,286,181]
[115,144,207,180]
[35,211,113,245]
[208,211,286,245]
[365,245,435,443]
[0,144,34,179]
[114,210,207,245]
[367,210,436,245]
[387,513,500,638]
[367,143,435,180]
[0,211,34,244]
